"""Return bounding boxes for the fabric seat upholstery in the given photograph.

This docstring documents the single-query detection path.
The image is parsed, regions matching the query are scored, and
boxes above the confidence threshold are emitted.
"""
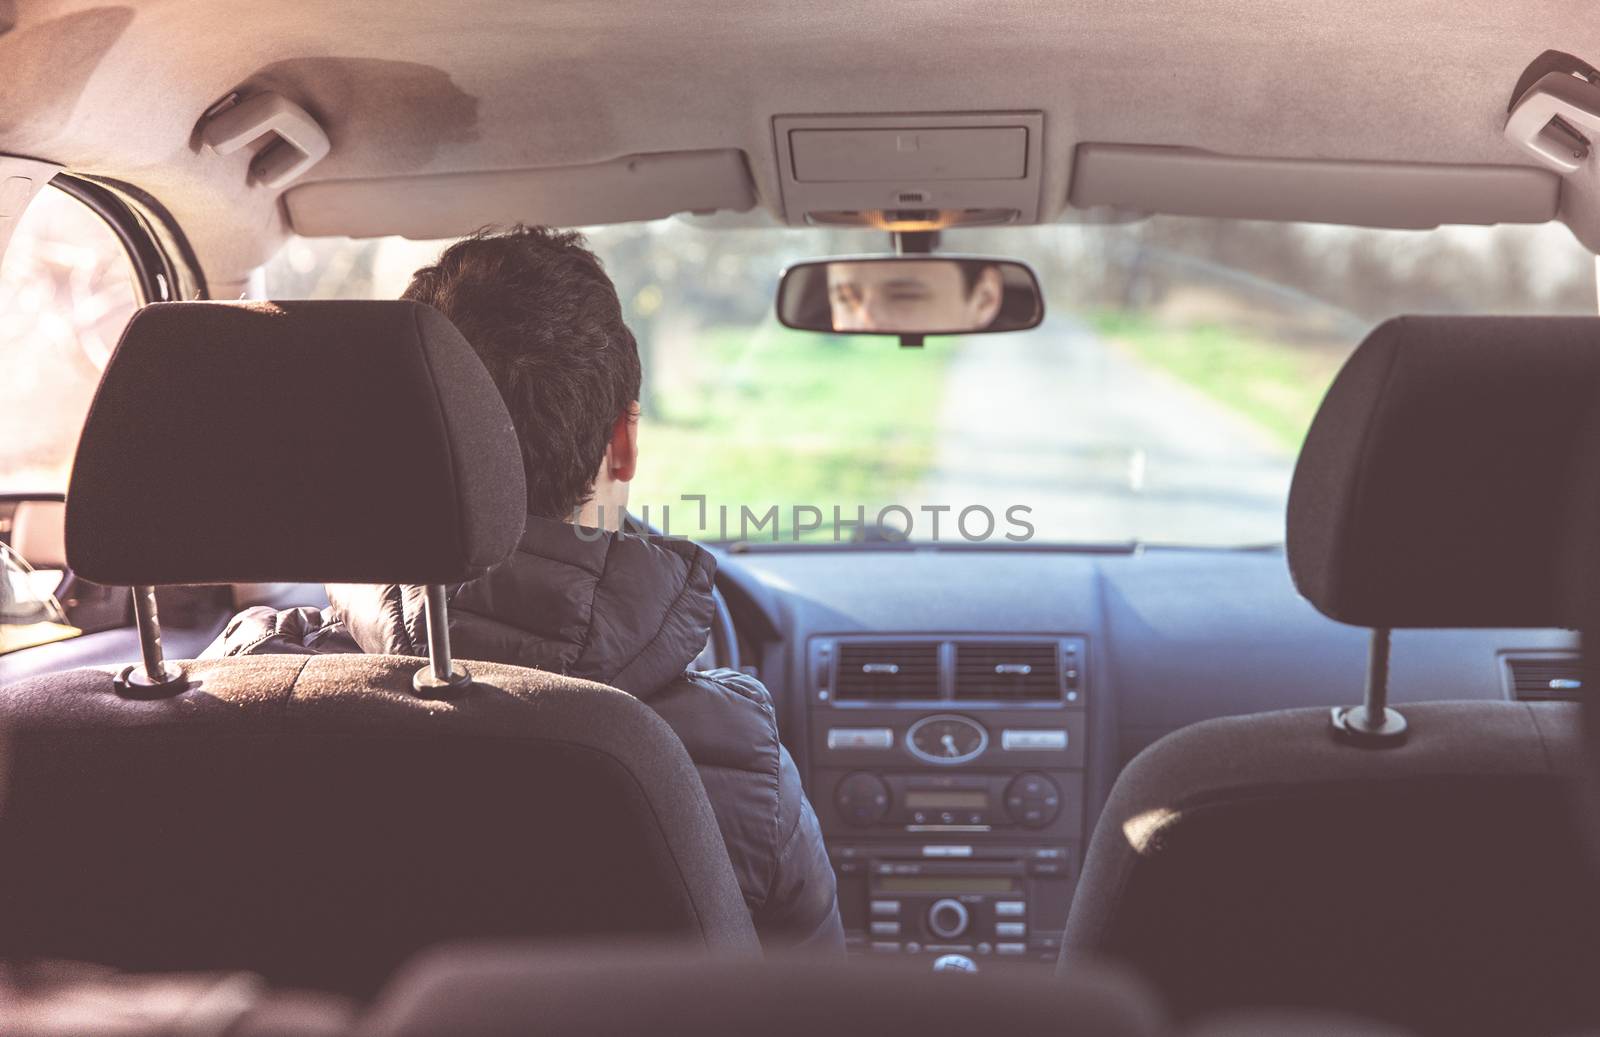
[358,944,1168,1037]
[1063,316,1600,1036]
[0,656,757,993]
[1064,702,1599,1034]
[0,300,756,993]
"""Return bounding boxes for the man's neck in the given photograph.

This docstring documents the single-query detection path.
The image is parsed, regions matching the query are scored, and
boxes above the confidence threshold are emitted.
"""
[570,498,622,531]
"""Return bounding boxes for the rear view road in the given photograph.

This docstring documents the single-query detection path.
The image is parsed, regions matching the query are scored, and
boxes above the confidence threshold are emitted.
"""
[919,316,1296,545]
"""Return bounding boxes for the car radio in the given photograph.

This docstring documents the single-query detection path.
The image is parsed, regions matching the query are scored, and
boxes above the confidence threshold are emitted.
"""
[830,842,1071,964]
[806,634,1089,968]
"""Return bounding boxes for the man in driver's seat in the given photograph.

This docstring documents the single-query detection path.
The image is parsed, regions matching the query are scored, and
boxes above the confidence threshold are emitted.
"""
[208,226,844,952]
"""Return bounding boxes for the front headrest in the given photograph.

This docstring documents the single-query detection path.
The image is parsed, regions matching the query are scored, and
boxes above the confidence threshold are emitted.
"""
[66,301,526,586]
[1288,315,1600,628]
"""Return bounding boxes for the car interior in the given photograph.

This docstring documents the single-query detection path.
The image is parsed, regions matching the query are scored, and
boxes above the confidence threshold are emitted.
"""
[5,3,1600,1035]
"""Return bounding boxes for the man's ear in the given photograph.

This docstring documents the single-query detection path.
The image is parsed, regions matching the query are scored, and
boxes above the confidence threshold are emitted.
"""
[608,401,641,483]
[969,265,1005,328]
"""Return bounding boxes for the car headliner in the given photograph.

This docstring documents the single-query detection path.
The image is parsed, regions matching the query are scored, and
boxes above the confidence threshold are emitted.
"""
[2,0,1598,289]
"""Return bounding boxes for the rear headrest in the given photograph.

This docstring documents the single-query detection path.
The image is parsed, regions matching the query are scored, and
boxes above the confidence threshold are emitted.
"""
[1287,315,1600,628]
[66,301,526,586]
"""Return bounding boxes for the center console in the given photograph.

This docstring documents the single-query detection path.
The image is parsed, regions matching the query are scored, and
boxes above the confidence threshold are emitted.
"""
[806,634,1087,968]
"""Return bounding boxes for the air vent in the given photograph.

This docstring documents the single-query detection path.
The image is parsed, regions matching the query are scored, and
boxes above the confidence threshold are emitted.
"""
[955,641,1061,701]
[835,642,941,701]
[1505,655,1583,702]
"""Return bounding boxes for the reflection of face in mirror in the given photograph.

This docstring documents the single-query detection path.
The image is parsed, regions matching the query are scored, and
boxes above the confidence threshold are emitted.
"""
[826,260,1004,333]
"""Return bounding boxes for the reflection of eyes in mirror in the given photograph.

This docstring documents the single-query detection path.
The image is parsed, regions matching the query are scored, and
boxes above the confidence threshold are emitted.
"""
[778,256,1042,337]
[825,260,1004,334]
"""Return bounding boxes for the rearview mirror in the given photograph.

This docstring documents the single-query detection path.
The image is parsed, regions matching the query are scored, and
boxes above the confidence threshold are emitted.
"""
[776,256,1044,337]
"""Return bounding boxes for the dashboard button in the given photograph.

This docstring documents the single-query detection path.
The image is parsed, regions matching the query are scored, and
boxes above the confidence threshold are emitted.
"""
[835,772,891,827]
[870,942,901,954]
[997,942,1027,956]
[1001,729,1068,751]
[994,900,1025,917]
[870,899,901,917]
[1004,772,1062,828]
[995,922,1026,938]
[827,727,894,750]
[870,921,901,937]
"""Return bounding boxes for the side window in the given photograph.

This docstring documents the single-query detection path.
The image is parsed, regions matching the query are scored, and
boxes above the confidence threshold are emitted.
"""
[1,184,142,650]
[0,184,140,494]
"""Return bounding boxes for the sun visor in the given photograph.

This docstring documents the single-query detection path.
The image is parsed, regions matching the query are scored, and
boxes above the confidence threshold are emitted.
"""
[284,150,757,239]
[1069,145,1560,229]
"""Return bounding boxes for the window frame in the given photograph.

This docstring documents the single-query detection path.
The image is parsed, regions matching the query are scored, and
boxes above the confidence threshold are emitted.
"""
[45,173,198,306]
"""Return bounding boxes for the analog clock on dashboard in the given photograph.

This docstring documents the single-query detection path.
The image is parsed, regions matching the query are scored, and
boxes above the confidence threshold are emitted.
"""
[905,714,988,765]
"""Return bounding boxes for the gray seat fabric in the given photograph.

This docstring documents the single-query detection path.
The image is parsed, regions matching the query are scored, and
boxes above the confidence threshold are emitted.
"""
[0,655,758,994]
[62,300,528,588]
[0,299,756,992]
[0,944,1429,1037]
[1064,702,1600,1034]
[357,943,1167,1037]
[1285,315,1600,629]
[1065,316,1600,1035]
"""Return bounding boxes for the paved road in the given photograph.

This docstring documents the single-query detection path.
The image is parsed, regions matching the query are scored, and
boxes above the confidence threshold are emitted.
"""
[915,316,1295,546]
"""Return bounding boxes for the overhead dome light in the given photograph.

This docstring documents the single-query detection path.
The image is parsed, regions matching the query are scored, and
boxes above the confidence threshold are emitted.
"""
[804,207,1019,230]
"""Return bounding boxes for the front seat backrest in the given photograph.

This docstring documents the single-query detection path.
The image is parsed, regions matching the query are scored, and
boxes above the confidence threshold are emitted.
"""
[359,944,1167,1037]
[1064,316,1600,1036]
[0,300,757,994]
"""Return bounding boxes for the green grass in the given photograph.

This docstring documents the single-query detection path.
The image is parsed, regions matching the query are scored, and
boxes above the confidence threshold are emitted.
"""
[629,325,958,541]
[1088,310,1344,452]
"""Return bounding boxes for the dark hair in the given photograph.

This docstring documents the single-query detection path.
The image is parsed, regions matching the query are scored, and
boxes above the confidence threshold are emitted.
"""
[403,226,641,520]
[958,262,1001,294]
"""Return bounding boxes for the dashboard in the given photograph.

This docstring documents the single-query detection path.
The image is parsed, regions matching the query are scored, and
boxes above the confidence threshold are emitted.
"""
[708,542,1579,967]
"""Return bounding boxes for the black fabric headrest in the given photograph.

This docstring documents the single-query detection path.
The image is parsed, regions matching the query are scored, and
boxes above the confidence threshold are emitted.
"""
[1288,315,1600,629]
[65,301,526,586]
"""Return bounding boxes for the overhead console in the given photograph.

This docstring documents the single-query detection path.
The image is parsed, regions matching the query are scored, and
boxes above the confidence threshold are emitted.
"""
[772,112,1044,229]
[808,634,1085,968]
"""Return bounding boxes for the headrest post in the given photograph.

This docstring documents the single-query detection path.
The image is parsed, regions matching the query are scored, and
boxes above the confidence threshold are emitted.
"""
[412,584,472,699]
[1363,625,1391,720]
[115,585,187,697]
[1331,627,1407,747]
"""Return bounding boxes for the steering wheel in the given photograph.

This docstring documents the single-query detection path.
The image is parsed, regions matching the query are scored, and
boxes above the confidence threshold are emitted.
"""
[621,513,740,672]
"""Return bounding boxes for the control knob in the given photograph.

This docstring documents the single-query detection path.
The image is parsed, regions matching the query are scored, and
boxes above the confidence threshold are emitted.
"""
[927,897,970,939]
[835,771,890,827]
[1004,771,1061,829]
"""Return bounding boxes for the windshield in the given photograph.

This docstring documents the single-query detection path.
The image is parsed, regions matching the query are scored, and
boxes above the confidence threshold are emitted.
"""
[263,217,1597,547]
